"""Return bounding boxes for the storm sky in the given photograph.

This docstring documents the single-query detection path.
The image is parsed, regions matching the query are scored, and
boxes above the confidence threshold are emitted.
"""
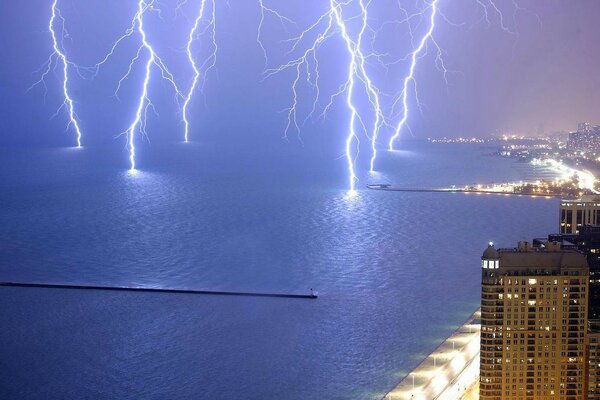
[1,0,599,150]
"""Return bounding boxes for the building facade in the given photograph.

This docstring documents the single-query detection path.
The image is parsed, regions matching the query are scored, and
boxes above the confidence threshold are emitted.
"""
[560,195,600,234]
[480,241,589,400]
[568,123,600,152]
[540,225,600,322]
[589,323,600,400]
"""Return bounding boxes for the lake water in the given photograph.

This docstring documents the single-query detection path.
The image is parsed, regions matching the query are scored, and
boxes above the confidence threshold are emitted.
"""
[0,142,558,399]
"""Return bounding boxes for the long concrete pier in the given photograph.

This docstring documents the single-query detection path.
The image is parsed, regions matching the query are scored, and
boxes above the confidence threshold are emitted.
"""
[383,309,481,400]
[0,281,318,299]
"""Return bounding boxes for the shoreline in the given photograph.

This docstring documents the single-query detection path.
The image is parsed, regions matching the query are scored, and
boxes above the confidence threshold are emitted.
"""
[383,309,481,400]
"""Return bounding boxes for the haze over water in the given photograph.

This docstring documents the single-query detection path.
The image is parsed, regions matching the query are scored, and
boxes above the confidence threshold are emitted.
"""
[0,142,557,399]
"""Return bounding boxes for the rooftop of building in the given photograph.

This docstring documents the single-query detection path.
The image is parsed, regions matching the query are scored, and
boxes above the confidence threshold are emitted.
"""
[496,249,587,270]
[482,242,588,273]
[482,242,499,259]
[561,194,600,203]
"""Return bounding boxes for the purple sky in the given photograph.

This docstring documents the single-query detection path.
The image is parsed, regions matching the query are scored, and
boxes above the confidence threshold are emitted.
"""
[1,0,599,149]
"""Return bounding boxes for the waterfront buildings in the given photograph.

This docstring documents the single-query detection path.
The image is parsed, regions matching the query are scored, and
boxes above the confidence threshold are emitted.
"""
[541,198,600,321]
[568,123,600,152]
[479,241,589,400]
[559,195,600,234]
[538,225,600,322]
[532,197,600,399]
[589,321,600,400]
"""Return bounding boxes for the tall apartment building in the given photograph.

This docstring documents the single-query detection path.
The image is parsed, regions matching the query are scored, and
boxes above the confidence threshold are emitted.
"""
[560,195,600,234]
[568,123,600,152]
[579,123,593,133]
[480,241,589,400]
[589,321,600,400]
[538,225,600,322]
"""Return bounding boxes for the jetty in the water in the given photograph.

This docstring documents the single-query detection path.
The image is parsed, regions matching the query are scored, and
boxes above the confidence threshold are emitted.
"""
[0,281,318,299]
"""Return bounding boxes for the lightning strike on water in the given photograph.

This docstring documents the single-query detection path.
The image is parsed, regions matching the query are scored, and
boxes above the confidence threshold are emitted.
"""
[125,0,181,170]
[31,0,83,147]
[331,0,361,193]
[182,0,217,143]
[92,0,185,170]
[125,1,155,171]
[259,0,386,192]
[31,0,538,186]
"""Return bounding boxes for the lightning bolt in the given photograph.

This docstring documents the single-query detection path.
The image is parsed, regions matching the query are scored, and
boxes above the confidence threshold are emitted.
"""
[124,0,156,171]
[388,0,439,152]
[90,0,184,170]
[331,0,361,193]
[386,0,538,154]
[30,0,83,147]
[259,0,386,192]
[31,0,537,182]
[477,0,517,34]
[355,1,386,174]
[261,5,335,142]
[182,0,217,143]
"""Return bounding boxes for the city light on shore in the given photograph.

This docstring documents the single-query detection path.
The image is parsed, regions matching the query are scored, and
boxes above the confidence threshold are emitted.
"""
[384,311,481,400]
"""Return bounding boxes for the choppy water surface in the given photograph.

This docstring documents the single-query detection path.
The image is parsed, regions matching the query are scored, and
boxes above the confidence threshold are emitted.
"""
[0,142,557,399]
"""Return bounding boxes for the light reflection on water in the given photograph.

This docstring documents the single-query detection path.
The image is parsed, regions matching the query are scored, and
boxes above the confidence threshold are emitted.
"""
[0,143,560,399]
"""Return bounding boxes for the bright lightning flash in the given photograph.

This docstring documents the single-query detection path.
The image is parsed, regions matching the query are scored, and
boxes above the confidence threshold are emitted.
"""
[31,0,84,147]
[259,0,386,192]
[182,0,217,143]
[387,0,538,153]
[93,0,185,170]
[388,0,439,152]
[30,0,537,182]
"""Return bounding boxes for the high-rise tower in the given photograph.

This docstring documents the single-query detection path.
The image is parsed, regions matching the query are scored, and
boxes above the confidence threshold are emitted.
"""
[480,241,589,400]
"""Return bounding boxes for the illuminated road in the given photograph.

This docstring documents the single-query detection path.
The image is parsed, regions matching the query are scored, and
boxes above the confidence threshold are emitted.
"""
[437,353,479,400]
[383,310,481,400]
